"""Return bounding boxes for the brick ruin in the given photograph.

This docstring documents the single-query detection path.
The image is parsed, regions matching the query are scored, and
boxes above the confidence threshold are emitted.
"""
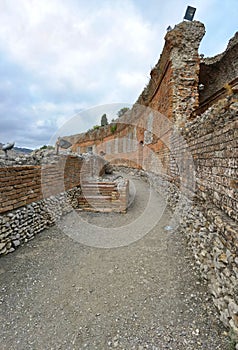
[0,19,237,337]
[62,21,238,336]
[0,153,129,254]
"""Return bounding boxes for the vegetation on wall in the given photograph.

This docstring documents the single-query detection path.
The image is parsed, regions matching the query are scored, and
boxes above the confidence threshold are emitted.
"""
[117,107,130,118]
[110,124,117,134]
[224,83,233,95]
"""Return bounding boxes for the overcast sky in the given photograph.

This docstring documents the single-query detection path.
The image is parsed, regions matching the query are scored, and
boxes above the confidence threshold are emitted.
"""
[0,0,237,149]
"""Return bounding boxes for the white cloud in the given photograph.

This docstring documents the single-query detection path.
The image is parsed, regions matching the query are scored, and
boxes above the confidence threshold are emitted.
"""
[0,0,159,101]
[117,71,146,89]
[0,0,237,148]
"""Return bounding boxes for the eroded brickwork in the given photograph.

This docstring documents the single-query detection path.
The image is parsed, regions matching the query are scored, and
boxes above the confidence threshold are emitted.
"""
[0,154,128,255]
[137,21,205,126]
[0,156,83,214]
[68,21,238,336]
[199,32,238,105]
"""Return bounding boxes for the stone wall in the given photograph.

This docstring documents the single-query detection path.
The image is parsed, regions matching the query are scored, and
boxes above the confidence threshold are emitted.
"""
[0,154,112,214]
[110,94,238,335]
[0,156,84,214]
[0,153,129,255]
[137,21,205,127]
[199,32,238,105]
[171,96,238,336]
[0,177,129,256]
[183,99,237,222]
[65,21,238,337]
[0,187,81,255]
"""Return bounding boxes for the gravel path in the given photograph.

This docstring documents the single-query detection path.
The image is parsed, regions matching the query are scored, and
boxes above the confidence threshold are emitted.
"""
[0,175,231,349]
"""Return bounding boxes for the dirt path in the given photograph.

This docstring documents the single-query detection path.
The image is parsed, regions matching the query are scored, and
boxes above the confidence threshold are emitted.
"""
[0,175,231,349]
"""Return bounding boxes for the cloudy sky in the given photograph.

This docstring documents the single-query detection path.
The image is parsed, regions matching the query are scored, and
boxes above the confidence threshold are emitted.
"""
[0,0,237,149]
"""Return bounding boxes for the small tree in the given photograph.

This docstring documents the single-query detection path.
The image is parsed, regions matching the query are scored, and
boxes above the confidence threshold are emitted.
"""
[117,107,130,118]
[101,114,108,126]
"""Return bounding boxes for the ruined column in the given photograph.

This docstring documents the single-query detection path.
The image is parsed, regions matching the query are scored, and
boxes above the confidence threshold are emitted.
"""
[137,21,205,128]
[167,21,205,127]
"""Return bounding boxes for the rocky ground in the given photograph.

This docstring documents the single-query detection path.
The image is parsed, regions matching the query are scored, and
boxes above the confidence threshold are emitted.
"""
[0,175,233,349]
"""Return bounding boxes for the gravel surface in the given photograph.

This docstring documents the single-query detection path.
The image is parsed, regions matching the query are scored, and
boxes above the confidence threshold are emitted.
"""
[0,175,232,349]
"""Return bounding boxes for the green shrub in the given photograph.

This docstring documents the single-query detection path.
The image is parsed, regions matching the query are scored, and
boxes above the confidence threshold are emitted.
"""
[110,124,117,134]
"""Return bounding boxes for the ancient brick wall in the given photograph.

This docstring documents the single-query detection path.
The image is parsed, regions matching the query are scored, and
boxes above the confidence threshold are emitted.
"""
[66,21,238,336]
[0,166,41,213]
[0,154,110,214]
[0,154,128,255]
[113,96,237,335]
[0,156,83,214]
[175,97,237,334]
[137,21,205,127]
[150,62,173,118]
[183,99,237,222]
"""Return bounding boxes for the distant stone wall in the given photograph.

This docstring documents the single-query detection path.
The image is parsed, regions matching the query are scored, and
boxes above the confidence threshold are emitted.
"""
[199,33,238,105]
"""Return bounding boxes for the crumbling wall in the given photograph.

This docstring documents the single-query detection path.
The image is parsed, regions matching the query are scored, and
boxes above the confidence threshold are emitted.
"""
[0,155,84,255]
[138,21,205,126]
[183,99,237,221]
[0,154,111,215]
[199,32,238,105]
[67,21,238,337]
[0,156,83,214]
[173,97,238,335]
[0,188,81,255]
[0,153,129,255]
